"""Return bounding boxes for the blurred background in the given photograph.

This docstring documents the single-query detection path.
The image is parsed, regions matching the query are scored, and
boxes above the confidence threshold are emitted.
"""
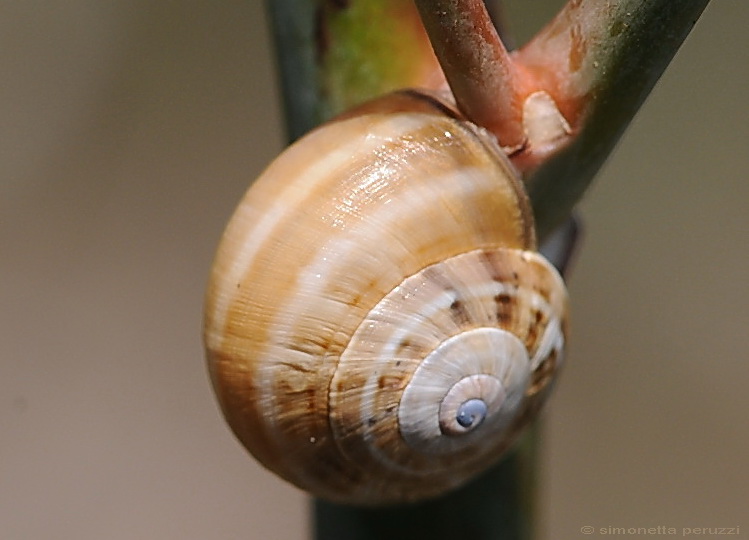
[1,2,747,538]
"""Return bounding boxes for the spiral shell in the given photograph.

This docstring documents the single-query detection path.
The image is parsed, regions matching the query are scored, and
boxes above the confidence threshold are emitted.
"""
[204,90,568,505]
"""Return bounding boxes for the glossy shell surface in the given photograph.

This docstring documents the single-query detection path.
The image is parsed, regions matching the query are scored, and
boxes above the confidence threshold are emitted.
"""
[203,91,568,505]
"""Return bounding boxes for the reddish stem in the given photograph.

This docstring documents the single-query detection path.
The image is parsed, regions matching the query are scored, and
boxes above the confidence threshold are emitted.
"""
[512,0,608,132]
[414,0,527,151]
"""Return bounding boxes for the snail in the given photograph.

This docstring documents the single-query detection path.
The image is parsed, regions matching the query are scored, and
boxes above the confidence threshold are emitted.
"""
[203,89,569,505]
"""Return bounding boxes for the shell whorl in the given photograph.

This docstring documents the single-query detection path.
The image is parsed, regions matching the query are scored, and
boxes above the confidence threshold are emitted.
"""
[203,91,568,505]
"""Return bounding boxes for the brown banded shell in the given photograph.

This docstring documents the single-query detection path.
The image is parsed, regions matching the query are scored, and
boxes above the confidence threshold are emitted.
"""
[203,90,569,505]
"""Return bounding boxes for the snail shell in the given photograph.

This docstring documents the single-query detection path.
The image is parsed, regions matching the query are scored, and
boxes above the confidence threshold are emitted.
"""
[204,90,568,505]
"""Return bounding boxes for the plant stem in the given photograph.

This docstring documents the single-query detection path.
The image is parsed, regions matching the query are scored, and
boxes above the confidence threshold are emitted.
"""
[414,0,526,150]
[516,0,711,238]
[314,426,539,540]
[266,0,443,140]
[265,0,320,142]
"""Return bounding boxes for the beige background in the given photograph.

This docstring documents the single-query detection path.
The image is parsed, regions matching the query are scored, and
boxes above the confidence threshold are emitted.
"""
[1,2,747,539]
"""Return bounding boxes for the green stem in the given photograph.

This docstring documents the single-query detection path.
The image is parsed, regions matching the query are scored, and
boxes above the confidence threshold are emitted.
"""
[267,0,443,141]
[265,0,320,142]
[516,0,711,238]
[314,427,539,540]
